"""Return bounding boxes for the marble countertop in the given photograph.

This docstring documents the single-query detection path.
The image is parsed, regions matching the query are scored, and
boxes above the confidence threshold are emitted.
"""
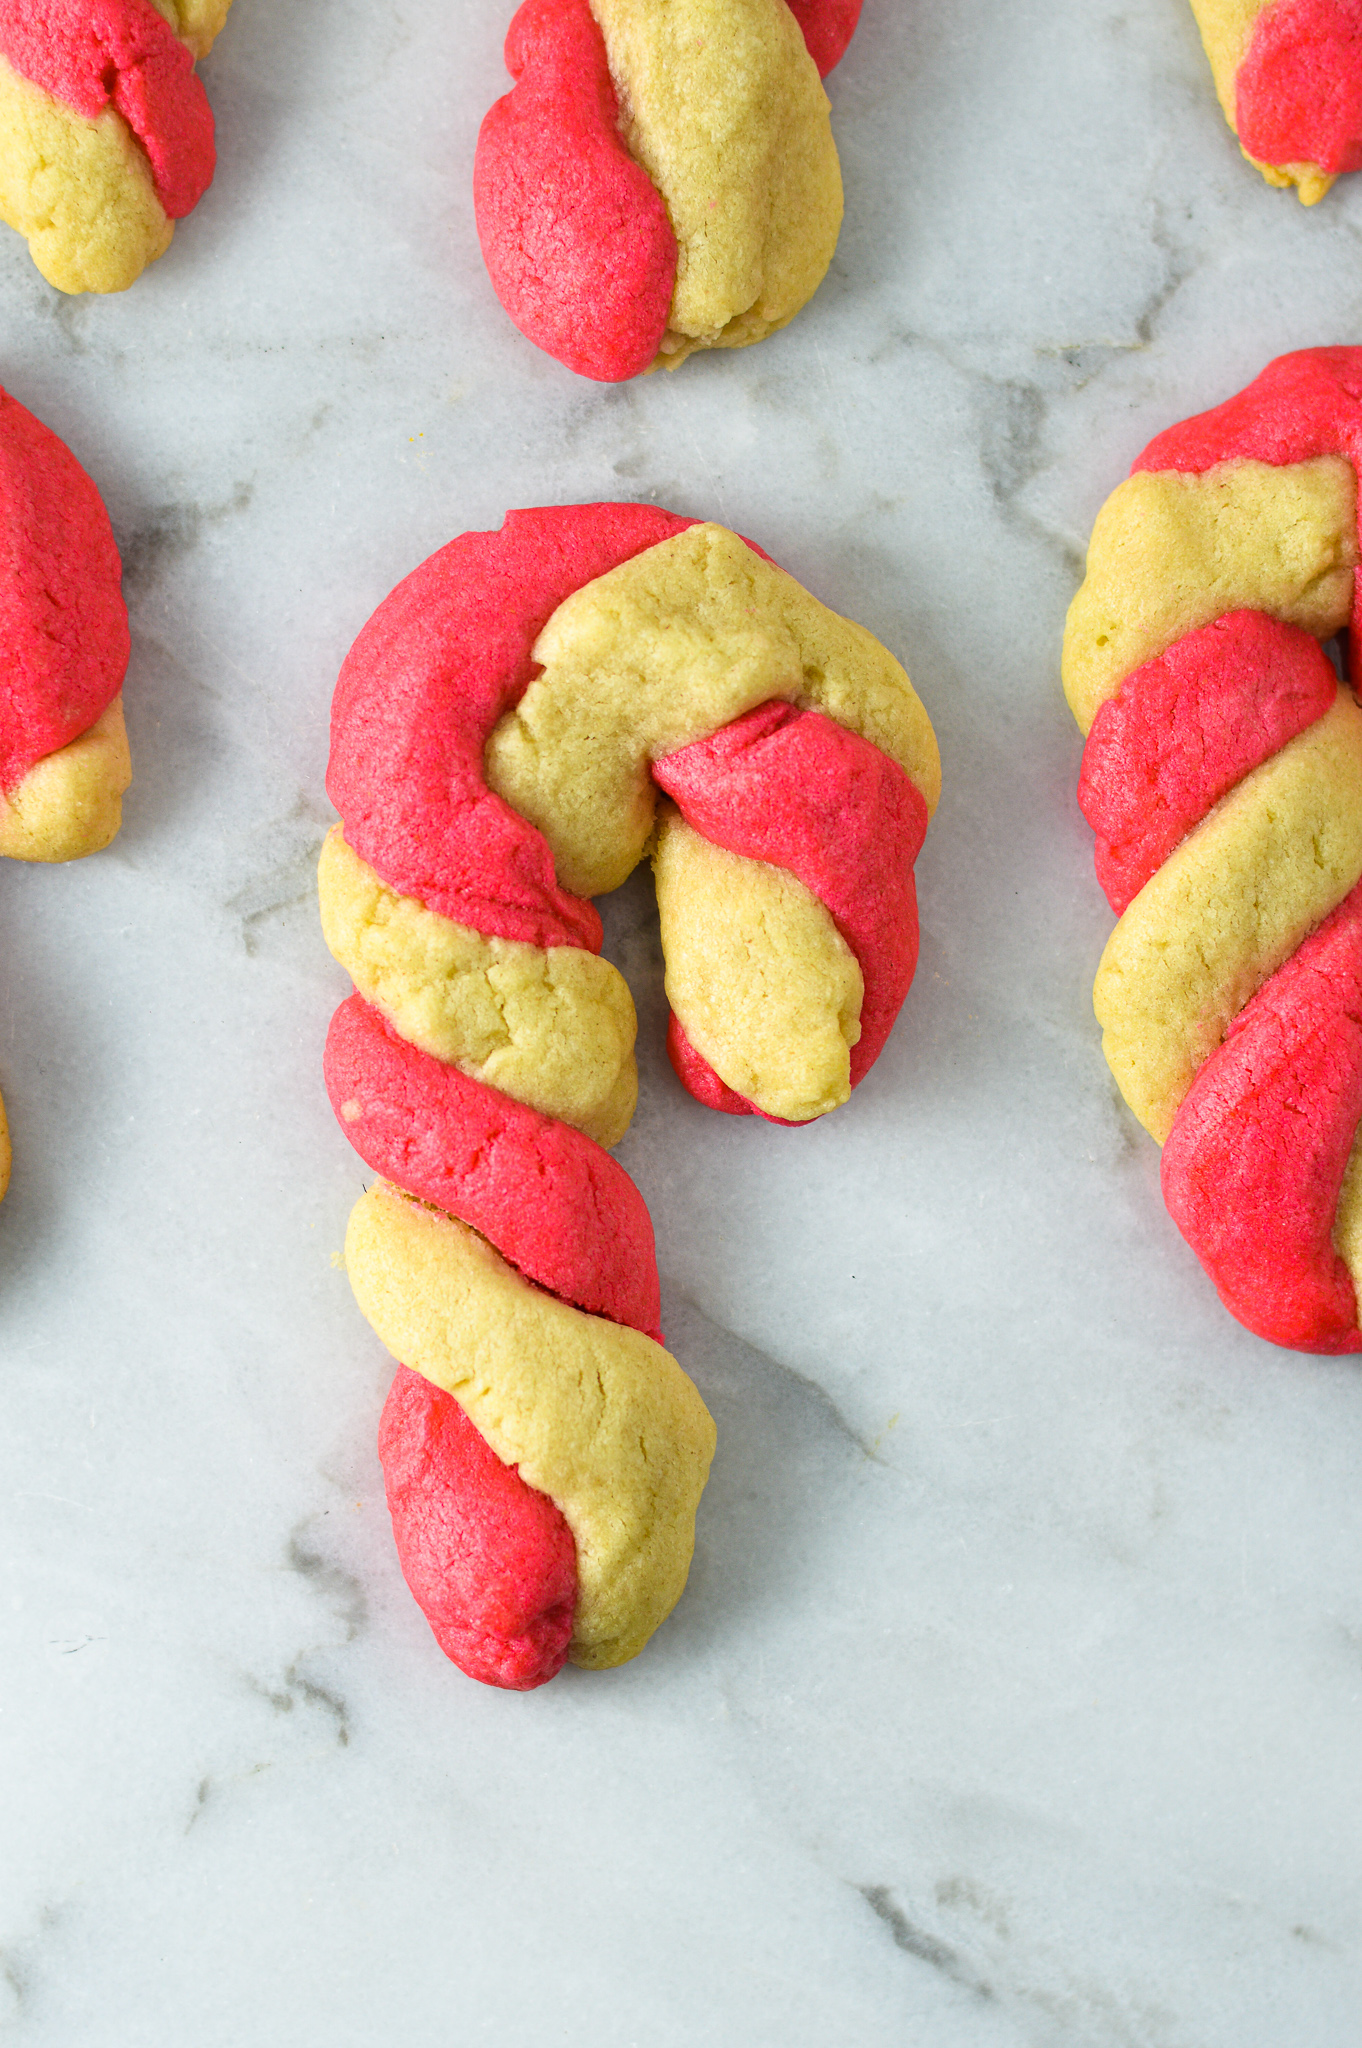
[4,2,1362,2041]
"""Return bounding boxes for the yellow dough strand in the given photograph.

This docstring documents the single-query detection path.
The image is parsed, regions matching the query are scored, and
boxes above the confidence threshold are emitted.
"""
[0,56,172,295]
[345,1183,717,1670]
[318,826,639,1148]
[0,697,131,864]
[652,806,863,1122]
[590,0,842,367]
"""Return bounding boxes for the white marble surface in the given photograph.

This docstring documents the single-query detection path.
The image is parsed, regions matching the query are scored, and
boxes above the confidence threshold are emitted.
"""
[4,2,1362,2040]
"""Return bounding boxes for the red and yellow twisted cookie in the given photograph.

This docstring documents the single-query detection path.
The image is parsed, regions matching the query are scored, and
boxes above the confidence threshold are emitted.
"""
[1063,347,1362,1353]
[0,0,231,292]
[1190,0,1362,203]
[0,382,132,1198]
[322,503,939,1687]
[474,0,860,381]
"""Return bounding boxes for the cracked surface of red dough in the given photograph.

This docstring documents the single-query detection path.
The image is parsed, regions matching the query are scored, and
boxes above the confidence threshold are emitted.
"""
[0,384,128,793]
[473,0,677,383]
[0,0,215,218]
[325,994,663,1341]
[1236,0,1362,179]
[1079,611,1338,916]
[1136,347,1362,481]
[1161,878,1362,1353]
[379,1364,578,1691]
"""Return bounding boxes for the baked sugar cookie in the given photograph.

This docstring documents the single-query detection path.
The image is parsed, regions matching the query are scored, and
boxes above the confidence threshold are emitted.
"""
[1189,0,1362,203]
[0,0,232,292]
[474,0,859,380]
[0,384,132,1200]
[1064,347,1362,1351]
[323,503,939,1686]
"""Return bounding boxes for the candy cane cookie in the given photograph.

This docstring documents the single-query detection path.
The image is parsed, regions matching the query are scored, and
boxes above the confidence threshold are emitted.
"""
[1061,347,1362,1352]
[0,0,232,293]
[474,0,860,381]
[322,503,939,1687]
[1189,0,1362,203]
[0,383,132,1201]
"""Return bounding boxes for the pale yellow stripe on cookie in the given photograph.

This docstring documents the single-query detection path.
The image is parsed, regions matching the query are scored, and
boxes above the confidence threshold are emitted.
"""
[0,698,131,863]
[1187,0,1333,202]
[1095,686,1362,1143]
[0,57,171,294]
[318,826,638,1148]
[488,522,940,898]
[1189,0,1264,121]
[345,1182,717,1669]
[1332,1125,1362,1317]
[1062,458,1357,734]
[653,807,862,1122]
[591,0,841,367]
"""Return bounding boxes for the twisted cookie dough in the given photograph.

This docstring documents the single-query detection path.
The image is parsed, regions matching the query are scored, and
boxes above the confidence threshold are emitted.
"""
[0,0,232,292]
[323,503,938,1686]
[474,0,860,379]
[1189,0,1362,202]
[0,383,132,1200]
[1064,347,1362,1352]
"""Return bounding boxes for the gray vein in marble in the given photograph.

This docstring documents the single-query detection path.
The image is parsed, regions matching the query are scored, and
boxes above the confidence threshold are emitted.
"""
[1132,202,1199,350]
[284,1526,367,1643]
[244,1664,350,1748]
[118,478,255,596]
[857,1884,995,2001]
[226,1525,369,1752]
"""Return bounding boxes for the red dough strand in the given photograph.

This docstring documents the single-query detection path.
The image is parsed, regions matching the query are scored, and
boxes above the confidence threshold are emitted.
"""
[654,698,929,1115]
[1236,0,1362,180]
[0,385,129,793]
[327,502,694,951]
[379,1366,578,1691]
[325,995,663,1341]
[1079,612,1338,915]
[473,0,677,383]
[0,0,216,219]
[1162,880,1362,1354]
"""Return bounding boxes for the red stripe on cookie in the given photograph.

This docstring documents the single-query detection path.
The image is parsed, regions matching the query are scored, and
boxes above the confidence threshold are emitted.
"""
[0,0,215,218]
[1078,611,1338,915]
[784,0,863,76]
[379,1365,578,1690]
[0,386,128,792]
[1235,0,1362,180]
[325,994,663,1341]
[1161,876,1362,1354]
[1134,348,1362,476]
[327,502,695,953]
[474,0,677,382]
[654,699,928,1116]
